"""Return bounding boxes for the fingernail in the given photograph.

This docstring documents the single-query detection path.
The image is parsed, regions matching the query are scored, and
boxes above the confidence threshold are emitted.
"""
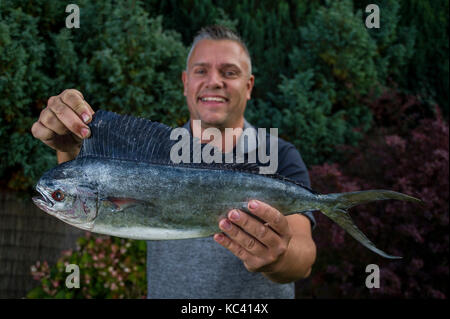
[220,219,232,231]
[229,210,240,221]
[249,200,259,210]
[81,127,90,138]
[215,234,224,242]
[81,113,90,123]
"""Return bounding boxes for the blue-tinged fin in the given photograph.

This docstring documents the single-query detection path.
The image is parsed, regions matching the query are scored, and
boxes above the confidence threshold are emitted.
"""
[79,110,176,164]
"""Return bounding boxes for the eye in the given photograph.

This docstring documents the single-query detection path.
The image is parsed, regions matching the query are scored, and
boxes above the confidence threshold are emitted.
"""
[51,190,65,201]
[195,68,206,75]
[223,70,239,78]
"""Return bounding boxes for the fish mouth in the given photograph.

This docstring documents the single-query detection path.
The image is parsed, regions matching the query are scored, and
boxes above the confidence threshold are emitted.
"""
[32,185,54,209]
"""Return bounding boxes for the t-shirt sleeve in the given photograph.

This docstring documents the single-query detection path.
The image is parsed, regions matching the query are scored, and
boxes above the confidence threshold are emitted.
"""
[277,142,317,230]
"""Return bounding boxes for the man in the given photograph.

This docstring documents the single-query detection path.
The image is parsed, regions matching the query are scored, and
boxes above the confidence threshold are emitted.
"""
[31,25,316,298]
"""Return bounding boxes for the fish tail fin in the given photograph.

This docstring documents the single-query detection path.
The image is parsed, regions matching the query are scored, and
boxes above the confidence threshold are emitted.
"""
[320,190,422,259]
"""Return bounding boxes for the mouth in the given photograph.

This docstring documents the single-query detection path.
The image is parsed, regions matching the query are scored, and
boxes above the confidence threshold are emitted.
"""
[32,185,54,208]
[198,95,229,105]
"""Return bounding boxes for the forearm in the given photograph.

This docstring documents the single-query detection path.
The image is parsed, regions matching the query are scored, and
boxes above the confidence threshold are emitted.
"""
[262,233,316,284]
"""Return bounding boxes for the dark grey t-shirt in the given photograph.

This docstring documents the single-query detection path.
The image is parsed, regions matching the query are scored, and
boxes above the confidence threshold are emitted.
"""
[146,120,315,298]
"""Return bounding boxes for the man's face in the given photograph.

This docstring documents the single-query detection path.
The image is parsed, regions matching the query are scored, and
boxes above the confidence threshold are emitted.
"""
[182,39,254,129]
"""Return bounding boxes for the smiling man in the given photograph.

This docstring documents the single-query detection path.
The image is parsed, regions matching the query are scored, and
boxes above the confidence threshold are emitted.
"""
[147,25,317,298]
[183,37,253,132]
[31,25,316,299]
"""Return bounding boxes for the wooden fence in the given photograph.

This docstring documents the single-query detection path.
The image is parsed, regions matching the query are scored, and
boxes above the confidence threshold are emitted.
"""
[0,191,84,298]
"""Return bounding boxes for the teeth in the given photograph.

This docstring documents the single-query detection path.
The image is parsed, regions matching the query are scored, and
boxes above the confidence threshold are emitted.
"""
[201,97,226,102]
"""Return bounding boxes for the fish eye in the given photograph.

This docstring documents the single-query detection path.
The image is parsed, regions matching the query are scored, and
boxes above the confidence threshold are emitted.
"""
[51,190,65,201]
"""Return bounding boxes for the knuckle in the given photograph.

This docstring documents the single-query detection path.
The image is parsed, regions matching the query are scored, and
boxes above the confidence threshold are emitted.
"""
[273,211,282,225]
[241,215,249,228]
[63,90,78,101]
[38,108,46,120]
[71,89,84,98]
[47,96,56,106]
[31,122,39,137]
[61,89,83,106]
[236,247,246,259]
[232,226,240,237]
[223,238,232,248]
[72,100,85,112]
[247,238,255,250]
[40,110,53,127]
[49,100,65,116]
[277,243,287,255]
[259,224,268,238]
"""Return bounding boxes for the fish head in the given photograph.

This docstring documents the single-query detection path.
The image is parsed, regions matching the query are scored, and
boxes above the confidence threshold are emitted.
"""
[32,168,98,226]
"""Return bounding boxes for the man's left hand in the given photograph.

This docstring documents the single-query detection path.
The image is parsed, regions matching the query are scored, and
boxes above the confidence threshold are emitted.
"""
[214,200,292,274]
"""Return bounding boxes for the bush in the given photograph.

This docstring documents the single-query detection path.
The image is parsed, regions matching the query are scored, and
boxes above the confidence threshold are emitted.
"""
[398,0,449,118]
[0,0,188,191]
[303,94,448,298]
[27,234,147,299]
[0,3,58,190]
[247,0,378,165]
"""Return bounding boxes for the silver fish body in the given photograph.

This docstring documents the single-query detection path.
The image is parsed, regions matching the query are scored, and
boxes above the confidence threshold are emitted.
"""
[35,157,322,239]
[33,110,422,259]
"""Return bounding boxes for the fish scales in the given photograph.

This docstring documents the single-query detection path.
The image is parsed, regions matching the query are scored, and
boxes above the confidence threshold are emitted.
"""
[48,156,316,238]
[33,110,423,259]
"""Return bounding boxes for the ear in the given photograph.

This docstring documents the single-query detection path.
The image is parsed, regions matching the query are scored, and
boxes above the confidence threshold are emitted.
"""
[246,74,255,100]
[182,71,188,97]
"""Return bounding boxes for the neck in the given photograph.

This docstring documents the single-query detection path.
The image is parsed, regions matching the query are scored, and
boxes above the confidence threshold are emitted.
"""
[190,118,245,153]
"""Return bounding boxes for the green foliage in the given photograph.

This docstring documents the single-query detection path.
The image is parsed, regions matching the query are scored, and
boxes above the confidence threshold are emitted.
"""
[1,0,447,186]
[0,3,57,189]
[1,0,445,299]
[49,0,189,126]
[143,0,238,45]
[398,0,449,117]
[247,0,376,165]
[354,0,417,83]
[0,0,188,190]
[27,234,147,299]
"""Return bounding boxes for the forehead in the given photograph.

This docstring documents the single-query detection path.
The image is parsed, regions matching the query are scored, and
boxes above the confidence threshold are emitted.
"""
[188,39,250,71]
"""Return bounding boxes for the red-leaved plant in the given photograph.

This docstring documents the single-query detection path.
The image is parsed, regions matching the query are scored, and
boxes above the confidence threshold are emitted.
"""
[302,90,448,298]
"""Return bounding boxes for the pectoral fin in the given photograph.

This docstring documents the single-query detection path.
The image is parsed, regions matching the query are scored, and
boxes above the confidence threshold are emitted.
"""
[103,197,141,212]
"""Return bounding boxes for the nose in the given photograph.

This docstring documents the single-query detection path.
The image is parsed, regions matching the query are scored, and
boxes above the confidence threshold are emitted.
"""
[205,70,224,89]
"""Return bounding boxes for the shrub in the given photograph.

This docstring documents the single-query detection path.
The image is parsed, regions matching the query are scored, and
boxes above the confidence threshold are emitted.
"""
[303,95,448,298]
[27,233,147,299]
[0,0,188,191]
[0,3,58,190]
[247,0,378,165]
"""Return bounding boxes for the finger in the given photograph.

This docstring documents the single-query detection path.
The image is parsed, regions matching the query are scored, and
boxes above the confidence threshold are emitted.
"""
[39,108,70,135]
[218,217,267,256]
[31,121,59,150]
[47,97,90,139]
[214,233,267,272]
[67,88,84,100]
[247,200,290,238]
[31,121,55,141]
[60,89,95,123]
[228,209,279,248]
[214,233,263,271]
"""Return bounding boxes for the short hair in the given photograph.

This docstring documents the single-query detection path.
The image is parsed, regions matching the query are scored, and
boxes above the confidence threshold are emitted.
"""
[186,25,252,75]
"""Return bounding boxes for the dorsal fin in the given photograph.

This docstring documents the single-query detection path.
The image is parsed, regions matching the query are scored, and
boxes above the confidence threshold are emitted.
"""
[78,110,317,193]
[79,110,176,164]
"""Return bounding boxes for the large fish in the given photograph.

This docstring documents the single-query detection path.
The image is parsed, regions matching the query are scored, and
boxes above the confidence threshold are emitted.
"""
[33,110,422,259]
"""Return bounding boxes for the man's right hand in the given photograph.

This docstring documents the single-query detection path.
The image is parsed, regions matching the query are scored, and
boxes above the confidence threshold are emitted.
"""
[31,89,95,163]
